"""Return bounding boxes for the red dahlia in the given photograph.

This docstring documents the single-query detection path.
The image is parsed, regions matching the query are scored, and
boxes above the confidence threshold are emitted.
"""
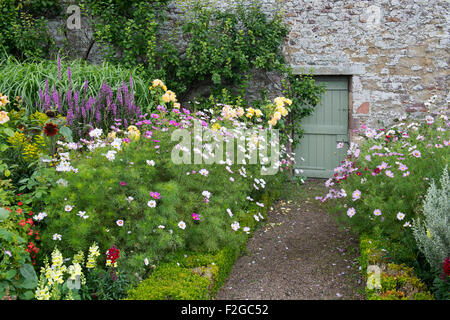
[443,257,450,277]
[44,122,59,137]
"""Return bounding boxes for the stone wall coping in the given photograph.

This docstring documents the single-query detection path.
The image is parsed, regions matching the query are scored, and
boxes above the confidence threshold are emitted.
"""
[292,65,366,75]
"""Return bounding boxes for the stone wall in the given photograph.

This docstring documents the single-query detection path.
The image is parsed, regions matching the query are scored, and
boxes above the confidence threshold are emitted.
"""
[48,0,450,131]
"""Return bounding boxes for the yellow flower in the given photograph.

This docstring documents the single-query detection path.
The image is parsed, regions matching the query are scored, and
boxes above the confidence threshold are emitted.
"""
[426,229,432,238]
[255,109,263,117]
[174,102,181,109]
[0,111,9,124]
[236,107,244,117]
[212,123,221,131]
[268,118,277,126]
[127,125,138,132]
[152,79,165,88]
[274,97,285,108]
[0,93,9,108]
[107,131,117,140]
[273,111,281,121]
[246,107,255,115]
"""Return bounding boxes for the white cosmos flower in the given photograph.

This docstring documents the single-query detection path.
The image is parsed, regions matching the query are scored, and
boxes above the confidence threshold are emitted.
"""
[397,212,405,220]
[144,258,149,266]
[147,200,157,208]
[89,128,103,138]
[226,208,233,218]
[231,221,240,231]
[146,160,155,166]
[52,233,62,241]
[116,220,124,227]
[65,205,73,212]
[178,221,186,230]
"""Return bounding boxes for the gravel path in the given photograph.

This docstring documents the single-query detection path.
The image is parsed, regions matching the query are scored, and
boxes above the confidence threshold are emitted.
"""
[216,179,364,300]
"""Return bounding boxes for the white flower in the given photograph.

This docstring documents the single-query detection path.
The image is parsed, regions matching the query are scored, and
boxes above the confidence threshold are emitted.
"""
[243,227,250,234]
[144,258,149,266]
[33,212,47,221]
[373,209,382,216]
[231,221,240,231]
[158,225,165,229]
[178,221,186,230]
[258,212,264,220]
[126,196,134,203]
[65,205,73,212]
[202,191,211,198]
[77,211,89,219]
[253,214,260,222]
[199,169,209,176]
[105,150,117,161]
[111,137,122,150]
[403,221,411,227]
[116,220,124,227]
[89,128,103,138]
[146,160,155,166]
[256,202,264,207]
[52,233,62,241]
[147,200,157,208]
[226,208,233,218]
[397,212,405,220]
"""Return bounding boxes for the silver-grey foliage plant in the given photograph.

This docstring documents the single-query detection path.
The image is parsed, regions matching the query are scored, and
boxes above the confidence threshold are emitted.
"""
[412,165,450,273]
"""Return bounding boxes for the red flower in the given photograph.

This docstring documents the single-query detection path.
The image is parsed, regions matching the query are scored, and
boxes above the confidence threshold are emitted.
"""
[17,201,23,206]
[26,218,33,225]
[443,257,450,277]
[44,122,59,137]
[16,208,23,214]
[19,220,26,227]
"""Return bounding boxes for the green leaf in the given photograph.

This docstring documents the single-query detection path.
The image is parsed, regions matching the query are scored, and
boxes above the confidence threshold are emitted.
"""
[5,269,16,280]
[3,128,15,137]
[20,264,38,281]
[0,208,10,221]
[19,290,35,300]
[59,126,73,142]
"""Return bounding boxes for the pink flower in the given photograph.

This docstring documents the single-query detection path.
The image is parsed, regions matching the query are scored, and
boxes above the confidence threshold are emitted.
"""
[373,209,382,216]
[411,150,421,158]
[151,114,159,119]
[192,213,200,221]
[120,181,127,186]
[150,192,161,199]
[123,138,130,143]
[347,207,356,218]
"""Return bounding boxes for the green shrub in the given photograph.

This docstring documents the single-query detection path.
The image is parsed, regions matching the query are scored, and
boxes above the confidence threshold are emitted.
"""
[39,116,287,282]
[322,102,449,263]
[126,263,211,300]
[412,166,450,274]
[0,0,53,60]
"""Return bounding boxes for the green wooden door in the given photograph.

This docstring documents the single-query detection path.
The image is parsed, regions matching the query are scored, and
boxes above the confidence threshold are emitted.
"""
[294,76,349,178]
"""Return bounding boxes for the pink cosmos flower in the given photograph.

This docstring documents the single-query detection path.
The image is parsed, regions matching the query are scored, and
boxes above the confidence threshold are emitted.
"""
[347,207,356,218]
[352,190,361,201]
[192,213,200,221]
[398,164,408,171]
[151,114,159,119]
[120,181,127,186]
[123,138,130,143]
[385,170,394,178]
[373,209,382,216]
[150,192,161,199]
[411,150,421,158]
